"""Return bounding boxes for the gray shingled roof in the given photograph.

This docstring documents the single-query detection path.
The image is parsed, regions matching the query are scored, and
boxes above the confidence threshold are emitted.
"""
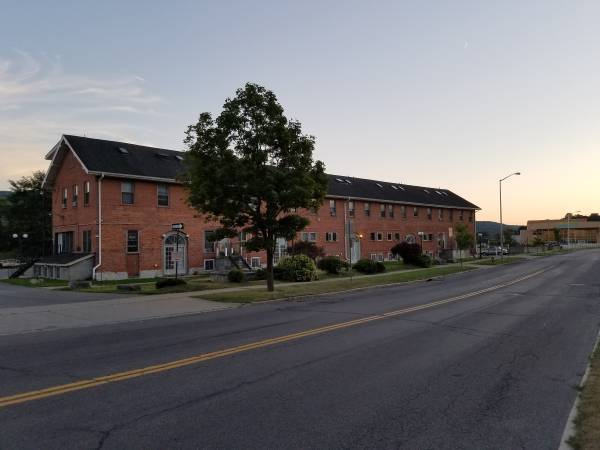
[47,135,478,210]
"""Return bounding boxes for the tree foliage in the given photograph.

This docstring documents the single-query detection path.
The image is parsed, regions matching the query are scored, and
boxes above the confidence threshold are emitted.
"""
[1,171,51,257]
[455,224,474,267]
[287,241,325,261]
[184,83,327,290]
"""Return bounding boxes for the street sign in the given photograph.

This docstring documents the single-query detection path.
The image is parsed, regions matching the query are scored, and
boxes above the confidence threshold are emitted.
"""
[171,223,184,230]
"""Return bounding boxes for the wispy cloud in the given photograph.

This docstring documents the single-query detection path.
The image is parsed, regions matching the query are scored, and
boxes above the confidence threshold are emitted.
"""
[0,50,165,187]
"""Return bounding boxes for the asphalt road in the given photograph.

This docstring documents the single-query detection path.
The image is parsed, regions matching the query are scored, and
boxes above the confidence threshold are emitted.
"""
[1,250,600,449]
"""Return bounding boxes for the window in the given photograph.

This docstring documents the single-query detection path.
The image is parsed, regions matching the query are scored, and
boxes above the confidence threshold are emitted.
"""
[422,233,433,241]
[348,201,355,217]
[405,234,416,244]
[364,202,370,216]
[239,231,252,242]
[72,185,78,207]
[377,232,383,241]
[438,209,443,221]
[427,208,432,220]
[459,210,464,221]
[204,259,215,271]
[126,230,139,253]
[55,231,73,254]
[401,205,407,219]
[84,181,90,206]
[157,184,169,207]
[82,230,92,253]
[413,207,419,217]
[329,200,336,216]
[449,209,454,221]
[468,211,473,223]
[394,232,400,241]
[370,232,376,241]
[325,232,338,242]
[379,204,385,218]
[387,233,393,241]
[62,188,67,208]
[121,181,134,204]
[388,204,394,218]
[251,257,261,268]
[204,230,216,252]
[301,232,317,242]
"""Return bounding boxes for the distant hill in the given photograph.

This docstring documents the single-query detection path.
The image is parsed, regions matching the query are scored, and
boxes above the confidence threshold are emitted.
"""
[476,221,523,237]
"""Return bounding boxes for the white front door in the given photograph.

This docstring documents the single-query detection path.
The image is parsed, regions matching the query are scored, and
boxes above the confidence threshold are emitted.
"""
[164,234,187,276]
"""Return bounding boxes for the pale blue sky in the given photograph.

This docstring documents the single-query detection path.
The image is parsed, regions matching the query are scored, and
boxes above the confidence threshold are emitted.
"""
[1,0,599,223]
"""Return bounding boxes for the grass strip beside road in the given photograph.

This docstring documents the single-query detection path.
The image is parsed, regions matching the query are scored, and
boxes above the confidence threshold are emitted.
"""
[198,265,476,303]
[568,344,600,450]
[471,256,527,266]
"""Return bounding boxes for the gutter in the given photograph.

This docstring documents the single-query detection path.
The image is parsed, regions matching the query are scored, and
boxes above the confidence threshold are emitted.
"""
[92,173,104,280]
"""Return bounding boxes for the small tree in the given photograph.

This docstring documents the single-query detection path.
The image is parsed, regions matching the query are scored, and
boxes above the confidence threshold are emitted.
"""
[390,241,422,265]
[455,224,474,267]
[184,83,327,291]
[553,228,561,242]
[287,241,325,261]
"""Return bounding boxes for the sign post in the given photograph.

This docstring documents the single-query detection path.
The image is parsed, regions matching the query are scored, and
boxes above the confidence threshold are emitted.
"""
[171,223,184,279]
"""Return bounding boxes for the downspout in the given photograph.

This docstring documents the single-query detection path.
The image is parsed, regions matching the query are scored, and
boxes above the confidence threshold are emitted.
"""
[92,173,104,280]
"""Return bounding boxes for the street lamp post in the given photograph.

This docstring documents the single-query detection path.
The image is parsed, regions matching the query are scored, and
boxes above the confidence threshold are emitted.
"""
[12,233,29,261]
[499,172,521,261]
[567,210,581,248]
[477,233,483,259]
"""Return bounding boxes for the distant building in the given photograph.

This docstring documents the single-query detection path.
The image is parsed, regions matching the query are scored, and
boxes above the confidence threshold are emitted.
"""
[521,216,600,244]
[40,135,479,280]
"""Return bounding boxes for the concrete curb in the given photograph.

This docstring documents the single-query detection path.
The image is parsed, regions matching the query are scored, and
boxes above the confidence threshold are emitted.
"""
[558,329,600,449]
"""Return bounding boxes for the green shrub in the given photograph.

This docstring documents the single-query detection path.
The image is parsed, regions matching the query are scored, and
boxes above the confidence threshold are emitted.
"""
[227,268,245,283]
[376,261,386,273]
[353,259,379,274]
[414,254,432,268]
[317,256,344,274]
[391,241,422,265]
[155,278,187,289]
[254,268,266,280]
[275,254,318,282]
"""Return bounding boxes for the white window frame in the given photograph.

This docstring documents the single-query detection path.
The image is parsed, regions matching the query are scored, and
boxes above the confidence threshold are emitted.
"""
[204,259,215,271]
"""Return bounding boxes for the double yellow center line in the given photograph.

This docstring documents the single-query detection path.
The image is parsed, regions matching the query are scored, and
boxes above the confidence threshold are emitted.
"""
[0,268,546,408]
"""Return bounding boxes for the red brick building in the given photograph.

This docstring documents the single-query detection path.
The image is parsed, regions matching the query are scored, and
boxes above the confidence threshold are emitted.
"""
[41,135,479,280]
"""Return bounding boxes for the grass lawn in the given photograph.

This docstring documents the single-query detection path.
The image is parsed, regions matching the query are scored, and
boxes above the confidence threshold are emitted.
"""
[198,265,476,303]
[74,276,229,294]
[0,278,69,288]
[472,256,527,266]
[568,345,600,449]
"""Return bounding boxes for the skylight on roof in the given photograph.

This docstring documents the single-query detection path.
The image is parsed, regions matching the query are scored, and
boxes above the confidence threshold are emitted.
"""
[344,179,352,184]
[442,192,449,196]
[118,147,129,155]
[398,185,405,191]
[156,153,169,158]
[391,185,398,190]
[435,190,442,195]
[335,178,344,183]
[175,155,183,161]
[424,189,430,194]
[376,183,383,188]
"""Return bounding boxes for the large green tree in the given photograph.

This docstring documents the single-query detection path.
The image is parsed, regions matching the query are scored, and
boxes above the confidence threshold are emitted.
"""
[184,83,327,291]
[3,171,52,258]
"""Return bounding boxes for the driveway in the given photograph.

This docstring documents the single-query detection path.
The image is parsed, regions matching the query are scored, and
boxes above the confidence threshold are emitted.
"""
[0,282,128,308]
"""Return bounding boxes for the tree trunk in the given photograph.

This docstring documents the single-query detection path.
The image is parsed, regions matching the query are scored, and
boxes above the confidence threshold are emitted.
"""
[266,246,274,292]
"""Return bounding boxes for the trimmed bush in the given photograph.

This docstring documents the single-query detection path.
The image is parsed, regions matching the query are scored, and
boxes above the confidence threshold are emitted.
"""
[275,254,318,282]
[376,261,386,273]
[414,254,432,268]
[155,278,187,289]
[254,268,266,280]
[317,256,345,275]
[353,259,379,274]
[391,241,422,265]
[227,268,245,283]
